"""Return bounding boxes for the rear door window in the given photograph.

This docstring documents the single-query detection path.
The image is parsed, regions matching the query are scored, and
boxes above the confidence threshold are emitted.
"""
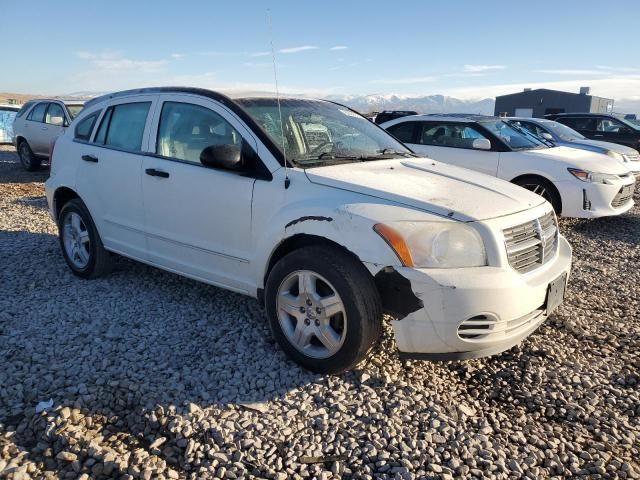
[94,102,151,151]
[27,103,47,123]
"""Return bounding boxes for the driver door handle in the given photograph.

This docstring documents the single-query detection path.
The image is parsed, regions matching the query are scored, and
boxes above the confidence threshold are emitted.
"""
[82,154,98,163]
[145,168,170,178]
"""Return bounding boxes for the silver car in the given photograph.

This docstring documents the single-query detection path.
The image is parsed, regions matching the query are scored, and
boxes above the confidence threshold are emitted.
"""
[13,99,85,171]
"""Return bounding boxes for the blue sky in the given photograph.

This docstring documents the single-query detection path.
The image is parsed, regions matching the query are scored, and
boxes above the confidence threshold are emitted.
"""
[3,0,640,100]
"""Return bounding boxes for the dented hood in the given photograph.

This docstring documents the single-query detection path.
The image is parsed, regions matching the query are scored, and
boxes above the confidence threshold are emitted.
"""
[305,157,546,222]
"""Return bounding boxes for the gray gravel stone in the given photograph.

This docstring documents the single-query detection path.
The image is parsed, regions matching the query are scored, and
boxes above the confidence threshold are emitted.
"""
[0,145,639,479]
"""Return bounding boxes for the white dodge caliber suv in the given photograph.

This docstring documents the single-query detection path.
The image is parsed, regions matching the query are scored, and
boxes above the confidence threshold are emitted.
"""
[46,88,572,373]
[382,115,636,218]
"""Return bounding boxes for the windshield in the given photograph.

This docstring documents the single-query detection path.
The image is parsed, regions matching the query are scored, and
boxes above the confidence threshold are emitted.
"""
[236,98,413,167]
[542,120,585,141]
[480,119,547,150]
[66,104,84,119]
[618,116,640,131]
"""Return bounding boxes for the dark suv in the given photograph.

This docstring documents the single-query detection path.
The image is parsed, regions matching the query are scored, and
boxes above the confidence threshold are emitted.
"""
[545,113,640,152]
[374,110,418,125]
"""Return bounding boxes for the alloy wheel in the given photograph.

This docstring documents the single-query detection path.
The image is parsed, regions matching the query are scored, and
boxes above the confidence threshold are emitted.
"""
[276,270,347,359]
[62,212,91,269]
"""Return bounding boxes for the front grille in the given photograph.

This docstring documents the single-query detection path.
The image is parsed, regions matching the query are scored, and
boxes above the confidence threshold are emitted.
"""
[503,211,558,273]
[625,152,640,163]
[611,183,635,208]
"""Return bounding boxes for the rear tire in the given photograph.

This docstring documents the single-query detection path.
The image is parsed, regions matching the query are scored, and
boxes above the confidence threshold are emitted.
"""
[58,199,113,278]
[265,245,382,374]
[18,140,41,172]
[513,176,562,214]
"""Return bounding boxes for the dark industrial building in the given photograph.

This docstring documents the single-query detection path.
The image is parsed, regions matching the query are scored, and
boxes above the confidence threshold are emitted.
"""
[494,87,614,118]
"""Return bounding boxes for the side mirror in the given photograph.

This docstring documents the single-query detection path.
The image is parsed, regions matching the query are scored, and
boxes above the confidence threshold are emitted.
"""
[472,138,491,150]
[200,144,242,170]
[541,132,554,141]
[50,116,64,126]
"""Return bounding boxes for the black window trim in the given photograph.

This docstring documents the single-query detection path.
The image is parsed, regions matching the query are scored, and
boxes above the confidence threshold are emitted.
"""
[152,100,272,181]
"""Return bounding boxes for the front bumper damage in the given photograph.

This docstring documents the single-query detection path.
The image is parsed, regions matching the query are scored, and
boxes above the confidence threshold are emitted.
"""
[368,236,572,361]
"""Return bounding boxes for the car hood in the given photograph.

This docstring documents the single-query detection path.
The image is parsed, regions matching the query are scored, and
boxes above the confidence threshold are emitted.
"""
[304,157,546,222]
[559,139,638,155]
[517,146,632,174]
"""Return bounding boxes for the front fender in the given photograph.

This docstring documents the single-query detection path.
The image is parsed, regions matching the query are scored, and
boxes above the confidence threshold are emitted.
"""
[253,202,403,288]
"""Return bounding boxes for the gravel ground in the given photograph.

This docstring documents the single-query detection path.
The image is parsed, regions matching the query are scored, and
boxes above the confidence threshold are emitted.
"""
[0,143,638,479]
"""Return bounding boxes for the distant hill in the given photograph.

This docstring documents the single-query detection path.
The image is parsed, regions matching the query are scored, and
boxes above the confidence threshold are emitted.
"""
[326,94,496,115]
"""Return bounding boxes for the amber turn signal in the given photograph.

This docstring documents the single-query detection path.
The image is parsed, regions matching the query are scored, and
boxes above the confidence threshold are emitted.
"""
[373,223,414,267]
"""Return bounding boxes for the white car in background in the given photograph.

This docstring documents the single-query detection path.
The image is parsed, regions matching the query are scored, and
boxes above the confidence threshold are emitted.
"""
[382,114,636,218]
[45,87,572,373]
[509,117,640,175]
[12,99,85,171]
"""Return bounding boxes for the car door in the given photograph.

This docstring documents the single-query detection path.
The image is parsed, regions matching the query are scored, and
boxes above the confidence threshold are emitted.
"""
[141,94,261,293]
[24,102,49,155]
[41,103,66,154]
[74,95,157,261]
[406,122,500,176]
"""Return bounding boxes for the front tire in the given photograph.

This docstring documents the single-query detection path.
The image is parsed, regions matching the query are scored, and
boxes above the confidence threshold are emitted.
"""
[18,141,41,172]
[513,176,562,214]
[265,245,382,374]
[58,199,113,278]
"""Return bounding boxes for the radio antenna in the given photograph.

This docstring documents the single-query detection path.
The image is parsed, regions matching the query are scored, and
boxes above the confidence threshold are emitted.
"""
[268,10,290,189]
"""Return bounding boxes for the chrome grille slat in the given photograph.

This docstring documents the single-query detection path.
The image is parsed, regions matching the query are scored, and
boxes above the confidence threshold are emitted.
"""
[503,211,558,273]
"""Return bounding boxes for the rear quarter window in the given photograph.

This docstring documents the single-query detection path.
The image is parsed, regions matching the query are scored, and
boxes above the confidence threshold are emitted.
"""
[16,101,35,118]
[74,112,100,141]
[387,122,418,143]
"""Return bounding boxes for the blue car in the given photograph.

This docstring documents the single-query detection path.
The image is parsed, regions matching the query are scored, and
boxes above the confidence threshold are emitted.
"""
[509,117,640,176]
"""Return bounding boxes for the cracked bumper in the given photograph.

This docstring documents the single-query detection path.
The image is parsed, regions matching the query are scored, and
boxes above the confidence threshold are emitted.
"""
[375,236,572,360]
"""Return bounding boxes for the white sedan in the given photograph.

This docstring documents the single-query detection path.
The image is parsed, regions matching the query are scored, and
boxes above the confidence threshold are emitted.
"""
[382,115,636,218]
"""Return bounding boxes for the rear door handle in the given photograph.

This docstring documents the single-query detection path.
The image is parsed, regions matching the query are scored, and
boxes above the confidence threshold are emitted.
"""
[82,154,98,163]
[145,168,169,178]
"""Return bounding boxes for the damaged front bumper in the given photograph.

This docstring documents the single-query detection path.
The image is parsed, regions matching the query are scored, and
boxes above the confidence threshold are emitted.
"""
[369,236,572,361]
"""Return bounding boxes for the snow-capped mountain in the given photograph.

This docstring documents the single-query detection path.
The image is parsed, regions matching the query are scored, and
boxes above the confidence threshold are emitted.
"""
[326,93,496,115]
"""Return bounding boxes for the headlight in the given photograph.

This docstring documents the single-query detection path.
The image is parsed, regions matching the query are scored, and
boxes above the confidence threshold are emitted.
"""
[567,168,619,184]
[607,151,625,162]
[374,222,487,268]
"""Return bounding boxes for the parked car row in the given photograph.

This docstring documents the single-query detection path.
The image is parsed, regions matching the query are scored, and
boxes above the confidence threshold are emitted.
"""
[11,86,634,373]
[381,114,636,218]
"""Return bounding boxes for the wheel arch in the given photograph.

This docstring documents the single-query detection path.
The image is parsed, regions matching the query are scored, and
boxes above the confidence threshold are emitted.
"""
[53,187,81,221]
[259,233,366,303]
[510,173,563,214]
